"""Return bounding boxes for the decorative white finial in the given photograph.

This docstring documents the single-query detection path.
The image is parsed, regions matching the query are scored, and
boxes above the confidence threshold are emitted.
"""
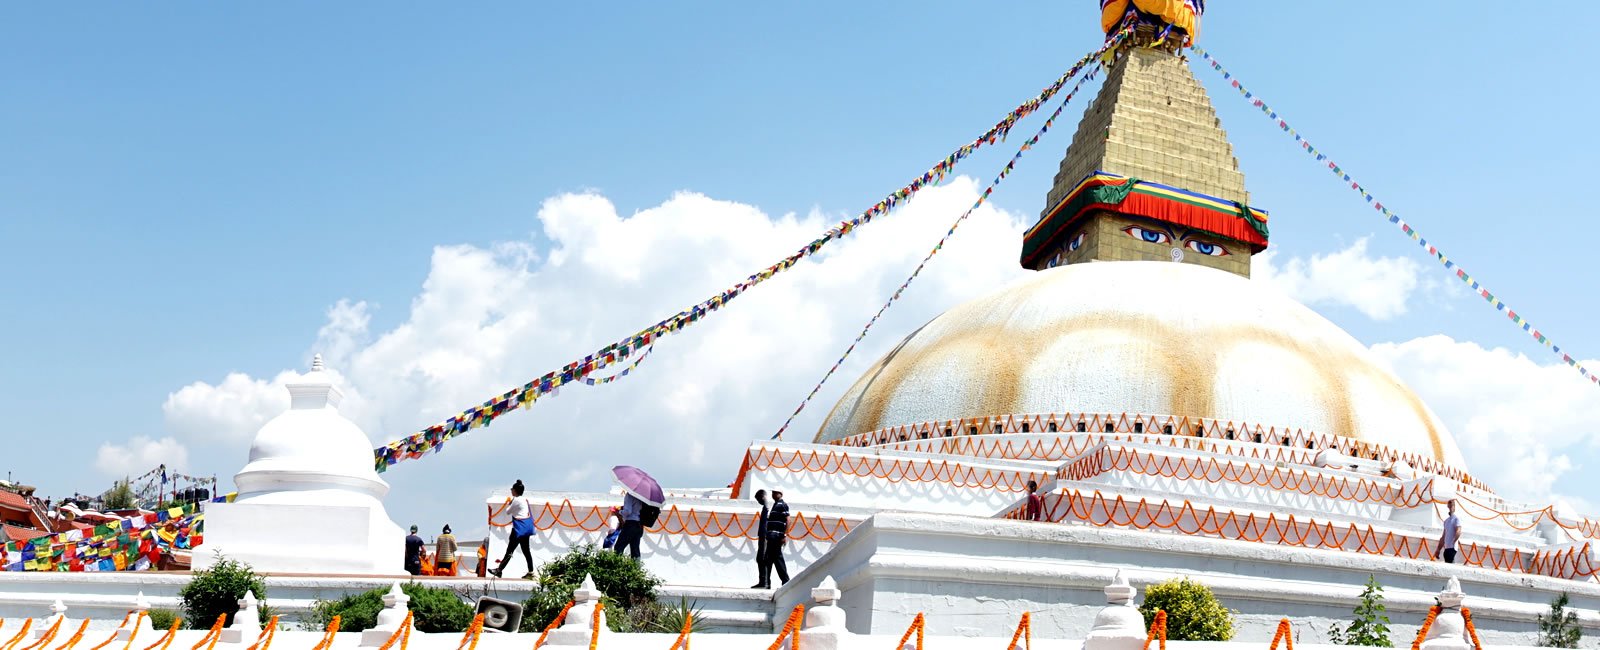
[573,574,604,604]
[133,592,150,612]
[50,599,67,616]
[1437,577,1465,609]
[311,354,325,372]
[812,576,842,605]
[1105,570,1135,605]
[287,354,343,410]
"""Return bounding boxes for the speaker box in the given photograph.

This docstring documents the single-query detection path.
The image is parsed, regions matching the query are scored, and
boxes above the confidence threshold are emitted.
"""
[475,596,523,633]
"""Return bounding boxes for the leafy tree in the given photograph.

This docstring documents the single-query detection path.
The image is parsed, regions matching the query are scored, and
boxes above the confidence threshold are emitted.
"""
[103,479,137,511]
[519,544,663,633]
[1329,575,1392,647]
[1140,577,1234,641]
[1539,592,1582,648]
[178,557,266,629]
[308,583,474,633]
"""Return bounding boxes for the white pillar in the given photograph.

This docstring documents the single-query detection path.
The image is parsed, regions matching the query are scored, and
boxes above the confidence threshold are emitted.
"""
[546,574,609,648]
[801,576,846,650]
[360,583,414,646]
[1421,577,1472,650]
[220,592,262,644]
[1086,570,1148,650]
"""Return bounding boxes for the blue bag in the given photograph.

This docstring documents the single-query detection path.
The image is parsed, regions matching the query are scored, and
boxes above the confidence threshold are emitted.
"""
[603,529,620,549]
[511,517,535,538]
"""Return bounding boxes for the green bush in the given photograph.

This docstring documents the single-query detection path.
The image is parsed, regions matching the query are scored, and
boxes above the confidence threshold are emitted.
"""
[147,608,180,632]
[308,583,474,633]
[1140,577,1234,641]
[1330,575,1392,647]
[519,544,663,633]
[178,557,266,629]
[1539,592,1582,648]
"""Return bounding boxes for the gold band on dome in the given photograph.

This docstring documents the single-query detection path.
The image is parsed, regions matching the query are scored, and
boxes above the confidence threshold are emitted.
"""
[826,411,1490,495]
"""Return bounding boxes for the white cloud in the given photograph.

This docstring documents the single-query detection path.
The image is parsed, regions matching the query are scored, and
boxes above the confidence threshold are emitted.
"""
[1253,237,1424,320]
[155,179,1030,531]
[94,436,189,480]
[1370,335,1600,506]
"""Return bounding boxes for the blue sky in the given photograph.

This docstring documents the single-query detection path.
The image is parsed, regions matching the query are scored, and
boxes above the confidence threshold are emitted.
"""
[3,3,1595,533]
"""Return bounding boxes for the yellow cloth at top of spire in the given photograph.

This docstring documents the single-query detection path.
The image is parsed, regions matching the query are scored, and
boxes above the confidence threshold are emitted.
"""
[1100,0,1200,42]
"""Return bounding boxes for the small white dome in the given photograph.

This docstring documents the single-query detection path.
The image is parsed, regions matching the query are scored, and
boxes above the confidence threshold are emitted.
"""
[234,357,388,500]
[816,261,1466,470]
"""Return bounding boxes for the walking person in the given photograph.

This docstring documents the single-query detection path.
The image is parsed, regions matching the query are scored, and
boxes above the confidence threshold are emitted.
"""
[1024,480,1045,521]
[435,525,459,576]
[757,490,792,588]
[750,490,770,589]
[1435,499,1462,564]
[404,525,425,576]
[613,491,646,559]
[490,480,537,579]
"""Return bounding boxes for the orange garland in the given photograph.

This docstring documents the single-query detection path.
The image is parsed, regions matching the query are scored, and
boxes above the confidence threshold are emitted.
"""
[730,446,1052,498]
[1059,446,1433,508]
[455,614,485,650]
[3,620,36,650]
[188,616,225,650]
[895,613,925,650]
[1461,608,1482,650]
[244,617,277,650]
[1411,606,1441,650]
[19,618,63,650]
[489,500,857,544]
[311,616,340,650]
[374,613,412,650]
[1142,611,1168,650]
[532,602,574,650]
[1268,618,1294,650]
[765,605,804,650]
[665,612,693,650]
[588,603,602,650]
[139,618,181,650]
[117,613,146,650]
[1006,612,1033,650]
[83,613,132,650]
[50,621,90,650]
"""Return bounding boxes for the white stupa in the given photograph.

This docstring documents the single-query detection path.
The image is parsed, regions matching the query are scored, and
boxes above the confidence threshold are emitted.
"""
[193,355,405,574]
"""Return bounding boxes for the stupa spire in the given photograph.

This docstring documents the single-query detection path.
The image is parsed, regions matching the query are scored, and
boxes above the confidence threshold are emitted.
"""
[1022,1,1268,278]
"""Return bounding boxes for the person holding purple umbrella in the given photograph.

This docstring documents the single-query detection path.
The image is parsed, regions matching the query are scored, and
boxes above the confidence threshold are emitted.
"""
[611,465,665,560]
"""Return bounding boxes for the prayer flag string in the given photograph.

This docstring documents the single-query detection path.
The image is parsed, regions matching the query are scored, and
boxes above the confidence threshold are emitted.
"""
[770,58,1107,440]
[370,31,1135,472]
[1190,46,1599,390]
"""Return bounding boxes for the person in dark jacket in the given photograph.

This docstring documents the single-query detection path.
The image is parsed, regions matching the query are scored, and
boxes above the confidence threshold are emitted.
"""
[404,525,425,575]
[756,490,791,588]
[750,490,769,588]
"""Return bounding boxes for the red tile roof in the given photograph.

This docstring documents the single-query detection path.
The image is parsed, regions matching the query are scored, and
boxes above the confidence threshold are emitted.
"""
[2,524,48,543]
[0,491,30,512]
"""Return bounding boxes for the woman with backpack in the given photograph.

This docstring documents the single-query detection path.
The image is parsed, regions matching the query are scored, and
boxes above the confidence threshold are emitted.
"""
[490,479,536,579]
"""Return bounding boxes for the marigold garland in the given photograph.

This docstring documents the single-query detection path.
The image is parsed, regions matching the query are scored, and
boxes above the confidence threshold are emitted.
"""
[666,613,693,650]
[1411,606,1441,650]
[49,620,90,650]
[532,602,573,650]
[456,614,485,650]
[1461,608,1482,650]
[374,613,413,650]
[1268,618,1294,650]
[116,613,146,650]
[1142,611,1167,650]
[765,605,804,650]
[895,613,925,650]
[188,616,225,650]
[244,617,277,650]
[588,603,602,650]
[2,620,35,650]
[311,616,340,650]
[18,618,63,650]
[1006,612,1033,650]
[138,618,180,650]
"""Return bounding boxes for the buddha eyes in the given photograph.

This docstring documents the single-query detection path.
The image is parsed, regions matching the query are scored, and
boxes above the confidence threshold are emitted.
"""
[1186,240,1230,257]
[1122,225,1170,244]
[1067,232,1086,252]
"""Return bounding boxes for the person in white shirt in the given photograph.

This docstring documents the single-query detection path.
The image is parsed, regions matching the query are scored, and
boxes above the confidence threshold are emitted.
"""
[1435,499,1462,564]
[490,480,537,579]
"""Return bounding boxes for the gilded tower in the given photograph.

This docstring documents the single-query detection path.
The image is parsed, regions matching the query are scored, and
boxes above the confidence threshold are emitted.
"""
[1021,2,1268,277]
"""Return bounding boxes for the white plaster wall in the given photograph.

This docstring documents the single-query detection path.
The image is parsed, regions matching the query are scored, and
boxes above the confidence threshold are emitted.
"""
[776,512,1600,644]
[738,443,1054,517]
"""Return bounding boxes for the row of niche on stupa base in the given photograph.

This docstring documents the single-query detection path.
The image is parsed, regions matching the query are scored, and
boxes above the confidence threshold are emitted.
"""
[193,355,406,576]
[0,571,1533,649]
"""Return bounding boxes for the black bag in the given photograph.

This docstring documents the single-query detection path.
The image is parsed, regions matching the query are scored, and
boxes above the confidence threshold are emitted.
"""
[638,504,661,527]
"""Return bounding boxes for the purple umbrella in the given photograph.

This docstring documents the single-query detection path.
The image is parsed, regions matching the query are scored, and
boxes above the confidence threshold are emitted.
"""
[612,465,665,507]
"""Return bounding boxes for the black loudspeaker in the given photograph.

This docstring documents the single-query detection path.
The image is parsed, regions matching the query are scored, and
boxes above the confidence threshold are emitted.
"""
[475,597,523,633]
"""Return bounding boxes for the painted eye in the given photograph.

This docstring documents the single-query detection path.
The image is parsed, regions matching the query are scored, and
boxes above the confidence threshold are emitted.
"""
[1185,240,1230,257]
[1122,225,1170,244]
[1067,232,1086,252]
